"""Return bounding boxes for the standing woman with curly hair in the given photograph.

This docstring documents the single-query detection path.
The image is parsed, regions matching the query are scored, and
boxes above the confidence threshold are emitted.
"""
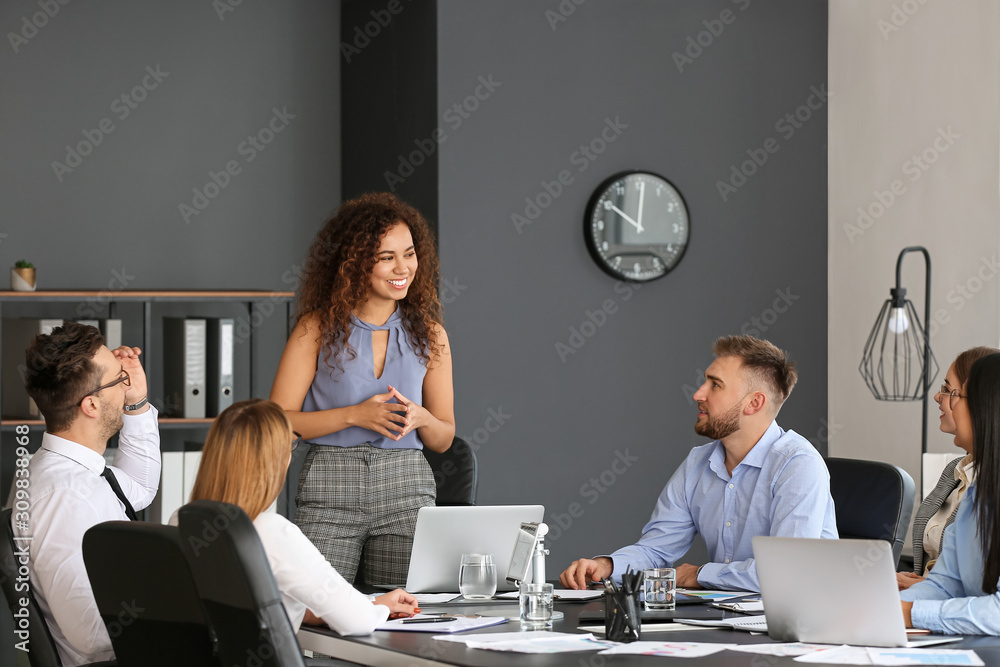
[271,192,454,586]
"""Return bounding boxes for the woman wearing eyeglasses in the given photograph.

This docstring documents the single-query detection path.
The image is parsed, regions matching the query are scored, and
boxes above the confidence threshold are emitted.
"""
[900,352,1000,634]
[187,399,419,634]
[897,346,999,591]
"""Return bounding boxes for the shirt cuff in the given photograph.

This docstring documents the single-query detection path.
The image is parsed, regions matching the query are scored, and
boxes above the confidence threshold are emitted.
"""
[909,600,944,634]
[696,562,721,588]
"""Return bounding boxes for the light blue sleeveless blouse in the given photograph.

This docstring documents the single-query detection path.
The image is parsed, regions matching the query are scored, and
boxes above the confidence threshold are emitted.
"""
[302,310,427,450]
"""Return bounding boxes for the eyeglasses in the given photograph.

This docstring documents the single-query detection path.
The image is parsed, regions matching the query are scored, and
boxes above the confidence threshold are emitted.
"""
[937,385,966,410]
[82,369,130,402]
[292,431,303,452]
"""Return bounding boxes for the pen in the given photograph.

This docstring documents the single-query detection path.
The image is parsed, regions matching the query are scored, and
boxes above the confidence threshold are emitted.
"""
[400,617,457,624]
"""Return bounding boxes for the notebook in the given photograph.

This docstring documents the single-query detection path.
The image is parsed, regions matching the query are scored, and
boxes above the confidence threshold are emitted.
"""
[753,537,961,648]
[379,505,545,593]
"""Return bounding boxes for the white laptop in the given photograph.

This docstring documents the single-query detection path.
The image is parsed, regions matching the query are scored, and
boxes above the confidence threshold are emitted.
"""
[382,505,545,593]
[753,537,960,648]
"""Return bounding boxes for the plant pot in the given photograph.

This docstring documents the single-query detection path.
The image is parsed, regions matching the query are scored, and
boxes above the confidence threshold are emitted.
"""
[11,267,36,291]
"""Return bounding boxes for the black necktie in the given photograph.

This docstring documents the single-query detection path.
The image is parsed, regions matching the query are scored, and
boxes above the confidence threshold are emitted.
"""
[101,467,138,521]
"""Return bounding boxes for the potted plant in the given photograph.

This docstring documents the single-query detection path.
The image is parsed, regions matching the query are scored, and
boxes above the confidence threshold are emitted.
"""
[11,260,36,291]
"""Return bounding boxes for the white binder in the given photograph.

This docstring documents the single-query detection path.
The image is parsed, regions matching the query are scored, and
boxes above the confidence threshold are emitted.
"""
[163,318,206,419]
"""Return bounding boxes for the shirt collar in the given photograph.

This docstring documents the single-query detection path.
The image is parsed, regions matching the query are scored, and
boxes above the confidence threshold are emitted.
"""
[40,432,106,476]
[351,308,402,331]
[708,420,782,477]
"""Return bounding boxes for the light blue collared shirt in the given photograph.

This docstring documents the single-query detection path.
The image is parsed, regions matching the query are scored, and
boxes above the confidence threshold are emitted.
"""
[608,421,838,592]
[901,484,1000,635]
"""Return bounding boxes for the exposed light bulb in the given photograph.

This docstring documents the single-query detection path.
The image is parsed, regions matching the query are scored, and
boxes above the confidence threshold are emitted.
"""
[888,307,910,334]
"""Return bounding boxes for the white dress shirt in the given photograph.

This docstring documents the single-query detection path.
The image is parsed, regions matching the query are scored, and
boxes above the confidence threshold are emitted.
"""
[12,407,160,666]
[253,512,390,634]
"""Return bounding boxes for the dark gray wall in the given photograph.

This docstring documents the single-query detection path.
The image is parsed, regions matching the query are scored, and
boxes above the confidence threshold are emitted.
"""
[0,3,339,660]
[436,0,829,568]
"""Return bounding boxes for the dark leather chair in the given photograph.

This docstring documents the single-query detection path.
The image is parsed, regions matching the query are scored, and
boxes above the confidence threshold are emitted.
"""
[0,508,116,667]
[82,521,219,667]
[177,501,350,667]
[422,436,478,505]
[825,457,915,567]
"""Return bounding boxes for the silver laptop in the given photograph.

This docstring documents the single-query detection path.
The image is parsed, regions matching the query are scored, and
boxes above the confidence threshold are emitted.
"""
[753,537,960,648]
[384,505,545,593]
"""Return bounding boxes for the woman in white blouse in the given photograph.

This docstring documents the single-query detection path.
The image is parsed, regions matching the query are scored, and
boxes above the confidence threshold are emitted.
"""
[898,346,998,590]
[188,398,420,633]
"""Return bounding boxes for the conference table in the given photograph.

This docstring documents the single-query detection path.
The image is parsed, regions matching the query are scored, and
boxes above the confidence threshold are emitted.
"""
[298,598,1000,666]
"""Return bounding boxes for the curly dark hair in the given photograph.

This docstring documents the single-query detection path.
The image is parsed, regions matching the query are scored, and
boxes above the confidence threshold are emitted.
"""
[24,321,105,432]
[296,192,443,371]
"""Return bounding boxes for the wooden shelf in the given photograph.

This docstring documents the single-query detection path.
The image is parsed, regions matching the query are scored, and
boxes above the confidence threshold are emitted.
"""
[0,290,294,302]
[2,417,220,431]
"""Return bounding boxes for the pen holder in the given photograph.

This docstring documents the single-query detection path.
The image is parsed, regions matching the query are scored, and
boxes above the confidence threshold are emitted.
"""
[604,589,641,642]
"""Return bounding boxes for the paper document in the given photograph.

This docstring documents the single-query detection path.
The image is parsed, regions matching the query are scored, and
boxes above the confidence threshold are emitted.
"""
[495,589,603,601]
[465,633,615,653]
[795,645,875,665]
[377,614,507,633]
[866,648,984,666]
[598,642,734,657]
[413,593,462,604]
[579,623,715,634]
[675,615,768,632]
[730,643,833,657]
[712,600,765,613]
[435,630,566,644]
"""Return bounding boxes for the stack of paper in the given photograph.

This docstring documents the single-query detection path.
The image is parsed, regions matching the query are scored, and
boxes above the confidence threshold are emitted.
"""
[436,631,614,653]
[377,614,507,633]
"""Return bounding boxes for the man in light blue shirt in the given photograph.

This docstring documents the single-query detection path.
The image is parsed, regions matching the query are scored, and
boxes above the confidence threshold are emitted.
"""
[560,335,837,592]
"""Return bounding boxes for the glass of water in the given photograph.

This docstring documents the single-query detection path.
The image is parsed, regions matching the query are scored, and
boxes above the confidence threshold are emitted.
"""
[459,553,497,599]
[519,582,554,629]
[642,567,676,610]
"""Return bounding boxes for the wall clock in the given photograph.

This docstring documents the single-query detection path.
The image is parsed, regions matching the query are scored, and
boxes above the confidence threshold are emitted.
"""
[584,171,690,282]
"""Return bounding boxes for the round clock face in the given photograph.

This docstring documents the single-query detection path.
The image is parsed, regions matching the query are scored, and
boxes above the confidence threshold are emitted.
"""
[585,172,690,281]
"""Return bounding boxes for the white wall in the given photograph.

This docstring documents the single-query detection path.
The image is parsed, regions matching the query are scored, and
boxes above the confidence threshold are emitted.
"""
[829,1,1000,488]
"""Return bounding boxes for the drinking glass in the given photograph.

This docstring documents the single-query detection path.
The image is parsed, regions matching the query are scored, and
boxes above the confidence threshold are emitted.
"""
[459,553,497,599]
[642,567,676,610]
[519,582,554,629]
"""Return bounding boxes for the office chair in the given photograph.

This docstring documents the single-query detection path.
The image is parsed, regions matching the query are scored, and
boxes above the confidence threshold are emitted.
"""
[82,521,219,667]
[422,436,478,505]
[177,501,353,667]
[825,457,916,567]
[1,508,118,667]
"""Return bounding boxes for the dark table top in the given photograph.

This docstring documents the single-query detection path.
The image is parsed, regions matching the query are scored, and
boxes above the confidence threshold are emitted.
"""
[298,598,1000,667]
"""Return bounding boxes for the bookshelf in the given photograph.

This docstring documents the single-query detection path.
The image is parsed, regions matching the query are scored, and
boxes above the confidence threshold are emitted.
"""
[0,290,295,503]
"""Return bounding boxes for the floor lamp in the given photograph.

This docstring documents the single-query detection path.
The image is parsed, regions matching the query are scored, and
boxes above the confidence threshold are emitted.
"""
[859,246,939,455]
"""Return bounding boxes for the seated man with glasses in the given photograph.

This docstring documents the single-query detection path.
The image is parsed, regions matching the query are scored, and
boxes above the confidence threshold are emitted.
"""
[12,321,159,666]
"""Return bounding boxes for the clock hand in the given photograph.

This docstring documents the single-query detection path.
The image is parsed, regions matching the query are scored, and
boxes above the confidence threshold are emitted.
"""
[610,204,642,232]
[636,181,645,233]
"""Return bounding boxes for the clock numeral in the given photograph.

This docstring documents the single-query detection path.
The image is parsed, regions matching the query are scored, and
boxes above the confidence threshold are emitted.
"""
[603,200,612,210]
[633,262,641,274]
[596,220,604,231]
[601,241,609,252]
[635,182,642,191]
[672,223,680,234]
[613,256,621,268]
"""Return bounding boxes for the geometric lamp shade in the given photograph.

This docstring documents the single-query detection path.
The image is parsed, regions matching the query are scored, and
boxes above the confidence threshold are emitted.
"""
[859,292,939,401]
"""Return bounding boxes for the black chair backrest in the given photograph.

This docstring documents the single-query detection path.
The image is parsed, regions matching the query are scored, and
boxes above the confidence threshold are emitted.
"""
[0,508,64,667]
[422,437,478,505]
[82,521,219,667]
[177,501,306,667]
[826,457,916,567]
